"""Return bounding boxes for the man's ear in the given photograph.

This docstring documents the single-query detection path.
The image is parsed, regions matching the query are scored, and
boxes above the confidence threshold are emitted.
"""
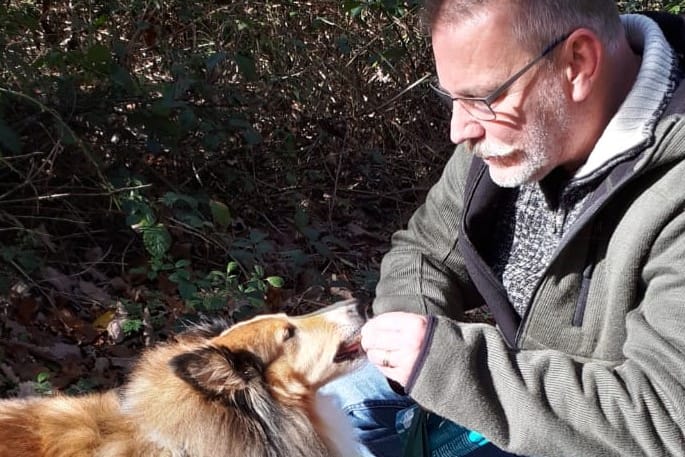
[170,346,263,402]
[562,28,603,103]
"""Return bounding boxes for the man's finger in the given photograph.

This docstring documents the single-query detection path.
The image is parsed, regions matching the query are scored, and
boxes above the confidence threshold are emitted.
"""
[360,328,396,351]
[366,348,396,368]
[365,312,416,330]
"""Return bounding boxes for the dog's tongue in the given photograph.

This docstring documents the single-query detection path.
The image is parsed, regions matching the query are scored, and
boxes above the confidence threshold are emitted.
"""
[333,340,362,363]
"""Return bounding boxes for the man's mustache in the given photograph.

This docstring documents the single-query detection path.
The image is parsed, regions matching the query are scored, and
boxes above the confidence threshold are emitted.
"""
[469,141,517,160]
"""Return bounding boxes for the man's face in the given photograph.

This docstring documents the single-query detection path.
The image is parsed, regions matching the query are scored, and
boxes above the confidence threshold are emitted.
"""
[431,8,572,187]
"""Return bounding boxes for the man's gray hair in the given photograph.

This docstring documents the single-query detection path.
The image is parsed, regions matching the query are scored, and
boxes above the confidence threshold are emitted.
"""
[423,0,623,54]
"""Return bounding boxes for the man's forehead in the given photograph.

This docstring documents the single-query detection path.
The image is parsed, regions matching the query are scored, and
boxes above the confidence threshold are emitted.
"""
[431,8,525,94]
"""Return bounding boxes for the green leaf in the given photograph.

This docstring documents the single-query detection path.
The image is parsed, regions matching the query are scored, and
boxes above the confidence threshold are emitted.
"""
[228,117,252,129]
[0,119,22,155]
[0,273,9,295]
[177,281,198,300]
[178,212,205,228]
[110,64,137,94]
[255,240,274,256]
[301,226,321,241]
[226,261,240,275]
[66,377,100,395]
[123,200,155,227]
[312,241,332,258]
[294,207,309,229]
[242,127,263,145]
[245,289,266,306]
[16,250,41,273]
[210,199,232,229]
[175,259,191,269]
[86,44,112,70]
[169,269,190,282]
[206,52,227,72]
[123,319,143,335]
[179,108,197,131]
[56,123,76,145]
[142,224,171,259]
[234,52,257,81]
[160,192,198,209]
[265,276,284,288]
[202,133,222,151]
[92,14,108,28]
[336,35,352,54]
[249,229,268,244]
[344,2,365,18]
[0,246,42,273]
[281,249,308,267]
[128,266,147,276]
[0,245,17,262]
[232,238,252,248]
[202,293,229,312]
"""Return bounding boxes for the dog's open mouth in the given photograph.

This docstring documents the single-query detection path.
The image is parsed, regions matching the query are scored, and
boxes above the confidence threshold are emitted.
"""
[333,336,363,363]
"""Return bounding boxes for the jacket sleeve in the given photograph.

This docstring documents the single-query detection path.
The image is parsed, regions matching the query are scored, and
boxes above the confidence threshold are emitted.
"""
[372,147,483,319]
[406,208,685,457]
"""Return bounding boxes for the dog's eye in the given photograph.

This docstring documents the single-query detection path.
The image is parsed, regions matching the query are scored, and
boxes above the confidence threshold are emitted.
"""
[283,325,296,341]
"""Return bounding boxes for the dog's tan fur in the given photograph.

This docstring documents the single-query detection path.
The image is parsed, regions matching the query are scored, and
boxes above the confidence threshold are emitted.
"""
[0,300,365,457]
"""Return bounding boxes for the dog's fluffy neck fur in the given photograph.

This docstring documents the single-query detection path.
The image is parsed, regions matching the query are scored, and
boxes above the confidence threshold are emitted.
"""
[120,342,352,457]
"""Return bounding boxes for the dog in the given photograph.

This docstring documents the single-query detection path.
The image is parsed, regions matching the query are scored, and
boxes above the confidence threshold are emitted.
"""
[0,299,367,457]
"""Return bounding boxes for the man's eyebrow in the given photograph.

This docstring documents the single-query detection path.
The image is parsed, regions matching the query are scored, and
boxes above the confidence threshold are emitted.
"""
[448,83,498,99]
[437,79,498,99]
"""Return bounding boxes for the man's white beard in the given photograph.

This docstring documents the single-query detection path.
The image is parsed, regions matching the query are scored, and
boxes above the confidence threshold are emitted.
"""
[472,77,570,188]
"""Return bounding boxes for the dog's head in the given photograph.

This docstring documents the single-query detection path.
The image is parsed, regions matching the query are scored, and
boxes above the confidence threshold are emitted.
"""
[170,299,366,408]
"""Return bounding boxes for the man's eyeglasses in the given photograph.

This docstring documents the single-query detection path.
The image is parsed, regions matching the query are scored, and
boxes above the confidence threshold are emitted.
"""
[429,32,572,121]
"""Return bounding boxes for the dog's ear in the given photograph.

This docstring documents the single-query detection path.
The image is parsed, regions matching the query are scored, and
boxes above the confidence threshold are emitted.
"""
[170,346,263,401]
[177,319,231,339]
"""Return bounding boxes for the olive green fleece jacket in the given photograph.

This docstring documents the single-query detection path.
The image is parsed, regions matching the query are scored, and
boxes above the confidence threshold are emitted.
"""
[372,18,685,457]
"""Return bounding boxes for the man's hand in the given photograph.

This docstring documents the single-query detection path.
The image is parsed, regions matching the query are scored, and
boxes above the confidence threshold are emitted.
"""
[361,312,429,387]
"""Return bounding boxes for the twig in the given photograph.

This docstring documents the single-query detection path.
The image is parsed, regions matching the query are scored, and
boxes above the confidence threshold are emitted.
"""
[6,258,56,309]
[68,245,113,279]
[0,363,20,385]
[142,305,155,347]
[167,217,226,252]
[367,73,432,114]
[0,340,61,364]
[259,212,285,235]
[327,132,349,228]
[0,184,153,205]
[0,151,48,161]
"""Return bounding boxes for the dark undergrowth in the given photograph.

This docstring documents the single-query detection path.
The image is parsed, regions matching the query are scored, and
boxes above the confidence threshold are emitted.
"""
[0,0,681,395]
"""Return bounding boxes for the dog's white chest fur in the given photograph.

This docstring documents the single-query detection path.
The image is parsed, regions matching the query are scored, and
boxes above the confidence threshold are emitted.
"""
[315,393,361,457]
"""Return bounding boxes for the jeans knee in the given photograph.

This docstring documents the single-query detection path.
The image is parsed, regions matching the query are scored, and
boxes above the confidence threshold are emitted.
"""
[321,361,415,456]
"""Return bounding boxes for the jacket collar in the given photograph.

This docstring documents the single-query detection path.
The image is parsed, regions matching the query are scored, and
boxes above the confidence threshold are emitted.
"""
[574,14,678,183]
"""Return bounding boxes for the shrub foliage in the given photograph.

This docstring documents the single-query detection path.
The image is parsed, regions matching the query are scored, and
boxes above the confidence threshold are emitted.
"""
[0,0,451,314]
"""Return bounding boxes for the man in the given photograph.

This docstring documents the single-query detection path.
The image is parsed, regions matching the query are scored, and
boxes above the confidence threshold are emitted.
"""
[325,1,685,456]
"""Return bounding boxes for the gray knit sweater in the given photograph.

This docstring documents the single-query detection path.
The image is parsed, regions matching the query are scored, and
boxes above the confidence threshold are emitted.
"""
[488,15,679,317]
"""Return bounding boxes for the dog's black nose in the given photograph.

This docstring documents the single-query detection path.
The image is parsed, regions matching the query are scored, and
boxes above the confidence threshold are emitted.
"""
[356,300,373,320]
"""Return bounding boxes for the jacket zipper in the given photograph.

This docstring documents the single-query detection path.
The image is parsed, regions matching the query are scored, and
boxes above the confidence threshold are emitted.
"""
[573,262,596,327]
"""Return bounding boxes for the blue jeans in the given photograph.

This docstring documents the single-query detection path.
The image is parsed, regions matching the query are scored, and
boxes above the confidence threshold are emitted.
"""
[321,362,523,457]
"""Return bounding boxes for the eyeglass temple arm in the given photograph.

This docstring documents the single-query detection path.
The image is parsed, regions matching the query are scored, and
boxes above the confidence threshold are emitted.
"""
[484,32,572,104]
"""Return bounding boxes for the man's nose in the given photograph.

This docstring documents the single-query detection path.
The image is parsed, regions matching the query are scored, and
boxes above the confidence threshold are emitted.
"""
[450,103,486,144]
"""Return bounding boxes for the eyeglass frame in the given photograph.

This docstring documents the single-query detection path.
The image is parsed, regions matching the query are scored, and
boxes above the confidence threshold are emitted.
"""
[429,31,573,121]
